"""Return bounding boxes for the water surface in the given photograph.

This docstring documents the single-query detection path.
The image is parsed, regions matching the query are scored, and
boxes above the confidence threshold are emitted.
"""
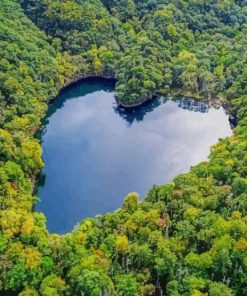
[37,78,232,233]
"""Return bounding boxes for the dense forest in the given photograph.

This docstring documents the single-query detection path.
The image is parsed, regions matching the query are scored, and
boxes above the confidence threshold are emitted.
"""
[0,0,247,295]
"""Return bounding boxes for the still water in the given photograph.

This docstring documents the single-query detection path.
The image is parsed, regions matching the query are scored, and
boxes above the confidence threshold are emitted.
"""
[37,78,232,233]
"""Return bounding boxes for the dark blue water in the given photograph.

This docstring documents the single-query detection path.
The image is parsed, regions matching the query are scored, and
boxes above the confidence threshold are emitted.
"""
[37,78,232,234]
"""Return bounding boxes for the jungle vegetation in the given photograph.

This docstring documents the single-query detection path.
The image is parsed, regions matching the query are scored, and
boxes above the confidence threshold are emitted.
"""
[0,0,247,295]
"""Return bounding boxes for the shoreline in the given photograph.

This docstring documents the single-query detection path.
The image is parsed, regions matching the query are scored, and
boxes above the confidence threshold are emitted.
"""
[60,75,234,113]
[32,76,236,196]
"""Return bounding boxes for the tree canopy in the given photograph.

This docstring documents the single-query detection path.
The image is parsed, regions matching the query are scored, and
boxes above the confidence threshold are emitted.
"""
[0,0,246,295]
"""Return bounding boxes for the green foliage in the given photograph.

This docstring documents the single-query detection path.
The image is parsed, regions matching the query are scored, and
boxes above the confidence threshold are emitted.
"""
[0,0,246,295]
[20,0,247,105]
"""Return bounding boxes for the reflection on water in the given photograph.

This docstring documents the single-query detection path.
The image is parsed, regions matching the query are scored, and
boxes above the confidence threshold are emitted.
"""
[114,97,210,125]
[37,78,232,234]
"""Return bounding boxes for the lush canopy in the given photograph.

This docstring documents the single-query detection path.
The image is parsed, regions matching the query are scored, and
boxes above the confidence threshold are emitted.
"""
[0,0,246,295]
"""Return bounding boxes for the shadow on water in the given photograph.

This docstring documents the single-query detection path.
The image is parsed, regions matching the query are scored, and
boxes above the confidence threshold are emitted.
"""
[114,96,210,125]
[43,77,214,128]
[39,76,231,129]
[46,78,115,122]
[36,77,234,233]
[36,77,115,139]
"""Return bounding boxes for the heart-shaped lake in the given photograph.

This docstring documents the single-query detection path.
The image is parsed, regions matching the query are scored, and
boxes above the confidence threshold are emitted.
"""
[37,78,232,234]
